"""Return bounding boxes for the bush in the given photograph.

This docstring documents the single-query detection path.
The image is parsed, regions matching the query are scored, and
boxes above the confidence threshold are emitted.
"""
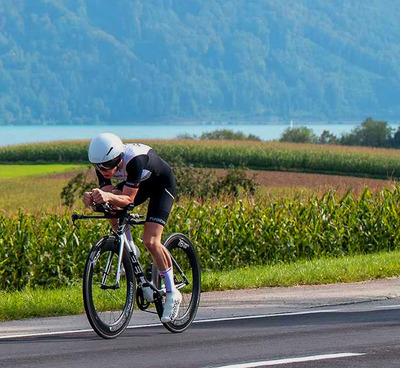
[61,162,259,206]
[198,129,261,141]
[61,170,97,207]
[173,163,257,199]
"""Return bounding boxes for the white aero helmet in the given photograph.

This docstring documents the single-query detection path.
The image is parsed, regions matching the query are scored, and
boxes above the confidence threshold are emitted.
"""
[88,133,124,167]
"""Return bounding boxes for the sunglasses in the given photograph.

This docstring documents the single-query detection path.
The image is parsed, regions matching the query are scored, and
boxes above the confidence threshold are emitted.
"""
[93,155,122,171]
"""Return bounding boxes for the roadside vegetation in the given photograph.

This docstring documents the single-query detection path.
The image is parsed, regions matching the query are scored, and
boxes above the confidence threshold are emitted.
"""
[2,249,400,321]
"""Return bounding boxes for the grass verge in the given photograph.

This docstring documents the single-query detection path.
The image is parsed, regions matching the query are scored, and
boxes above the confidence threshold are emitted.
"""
[202,250,400,291]
[1,250,400,321]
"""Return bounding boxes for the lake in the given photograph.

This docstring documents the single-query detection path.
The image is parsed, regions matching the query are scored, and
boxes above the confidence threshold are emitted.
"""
[1,122,399,147]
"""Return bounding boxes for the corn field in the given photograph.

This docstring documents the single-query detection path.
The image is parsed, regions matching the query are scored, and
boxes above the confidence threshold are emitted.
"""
[2,140,400,178]
[1,186,400,290]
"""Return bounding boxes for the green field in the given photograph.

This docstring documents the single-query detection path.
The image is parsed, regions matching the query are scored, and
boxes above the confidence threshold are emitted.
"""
[0,164,88,214]
[0,164,86,179]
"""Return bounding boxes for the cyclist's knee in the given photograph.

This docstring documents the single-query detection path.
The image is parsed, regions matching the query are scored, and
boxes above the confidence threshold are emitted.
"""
[142,236,161,254]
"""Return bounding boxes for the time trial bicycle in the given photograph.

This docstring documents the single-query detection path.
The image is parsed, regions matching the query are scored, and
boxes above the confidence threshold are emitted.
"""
[72,203,201,339]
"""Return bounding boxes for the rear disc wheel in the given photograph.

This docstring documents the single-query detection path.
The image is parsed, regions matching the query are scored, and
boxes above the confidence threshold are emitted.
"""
[154,233,201,333]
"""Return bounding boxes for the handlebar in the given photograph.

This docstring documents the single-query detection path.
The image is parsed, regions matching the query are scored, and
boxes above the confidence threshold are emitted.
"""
[72,202,145,227]
[92,202,134,214]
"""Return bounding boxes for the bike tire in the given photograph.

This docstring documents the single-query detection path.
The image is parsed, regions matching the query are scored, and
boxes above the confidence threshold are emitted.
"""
[153,233,201,333]
[83,235,136,339]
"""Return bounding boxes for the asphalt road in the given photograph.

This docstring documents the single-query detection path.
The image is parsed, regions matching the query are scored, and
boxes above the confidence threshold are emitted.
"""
[1,279,400,368]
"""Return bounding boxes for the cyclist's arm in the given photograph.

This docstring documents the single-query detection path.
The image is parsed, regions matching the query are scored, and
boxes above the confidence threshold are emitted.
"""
[99,184,114,192]
[92,155,147,207]
[92,186,137,207]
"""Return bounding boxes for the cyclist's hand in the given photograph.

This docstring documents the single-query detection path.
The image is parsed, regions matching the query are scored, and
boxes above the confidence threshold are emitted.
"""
[92,188,111,204]
[82,192,94,207]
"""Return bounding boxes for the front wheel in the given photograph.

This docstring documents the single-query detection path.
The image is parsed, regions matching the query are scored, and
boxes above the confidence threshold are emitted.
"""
[83,235,136,339]
[154,233,201,333]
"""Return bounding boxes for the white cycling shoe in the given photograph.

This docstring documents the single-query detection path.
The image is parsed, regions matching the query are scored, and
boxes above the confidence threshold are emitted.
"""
[161,289,182,323]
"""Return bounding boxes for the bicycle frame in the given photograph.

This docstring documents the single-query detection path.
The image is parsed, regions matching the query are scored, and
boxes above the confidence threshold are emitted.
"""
[73,205,190,296]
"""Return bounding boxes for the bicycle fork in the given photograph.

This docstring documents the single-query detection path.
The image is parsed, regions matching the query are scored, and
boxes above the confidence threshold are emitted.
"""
[99,220,128,289]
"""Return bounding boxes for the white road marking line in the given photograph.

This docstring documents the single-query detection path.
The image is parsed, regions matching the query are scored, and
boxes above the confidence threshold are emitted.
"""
[0,329,93,340]
[193,309,338,324]
[0,309,338,340]
[0,323,162,340]
[205,353,365,368]
[374,305,400,310]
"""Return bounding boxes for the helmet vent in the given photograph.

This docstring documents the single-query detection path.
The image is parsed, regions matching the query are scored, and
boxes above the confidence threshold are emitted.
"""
[106,147,114,156]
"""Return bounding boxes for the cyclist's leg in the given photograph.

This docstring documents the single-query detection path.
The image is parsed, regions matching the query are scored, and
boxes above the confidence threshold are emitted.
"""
[143,221,181,322]
[142,182,176,271]
[142,221,170,270]
[139,171,176,269]
[142,184,182,322]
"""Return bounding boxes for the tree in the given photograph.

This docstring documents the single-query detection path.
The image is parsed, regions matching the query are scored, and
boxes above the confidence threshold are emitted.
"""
[391,126,400,148]
[318,130,338,145]
[279,126,318,144]
[340,117,392,147]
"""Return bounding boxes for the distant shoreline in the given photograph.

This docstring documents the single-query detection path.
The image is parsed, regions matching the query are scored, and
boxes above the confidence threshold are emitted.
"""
[1,121,399,147]
[0,120,379,127]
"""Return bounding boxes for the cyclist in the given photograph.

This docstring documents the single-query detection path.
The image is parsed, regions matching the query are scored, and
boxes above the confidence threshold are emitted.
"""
[82,132,181,323]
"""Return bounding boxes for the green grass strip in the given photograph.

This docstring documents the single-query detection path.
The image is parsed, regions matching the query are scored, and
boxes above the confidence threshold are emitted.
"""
[0,164,85,179]
[202,250,400,291]
[0,282,83,321]
[1,250,400,321]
